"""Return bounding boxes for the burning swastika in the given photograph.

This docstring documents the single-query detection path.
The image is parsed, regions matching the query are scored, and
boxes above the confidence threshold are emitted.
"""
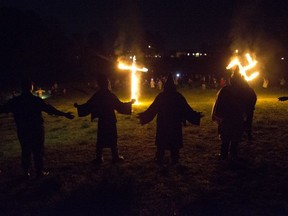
[226,53,259,81]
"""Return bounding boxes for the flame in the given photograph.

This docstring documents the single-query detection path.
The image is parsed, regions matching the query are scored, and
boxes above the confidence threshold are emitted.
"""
[226,52,259,81]
[118,56,148,104]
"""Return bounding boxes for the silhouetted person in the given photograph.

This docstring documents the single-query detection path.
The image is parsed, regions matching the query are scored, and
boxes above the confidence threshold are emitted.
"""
[243,81,257,143]
[74,74,135,165]
[0,79,74,178]
[212,70,248,160]
[137,73,203,165]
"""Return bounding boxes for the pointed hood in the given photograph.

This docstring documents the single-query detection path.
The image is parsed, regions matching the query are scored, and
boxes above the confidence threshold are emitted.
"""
[97,74,109,89]
[21,78,33,93]
[230,68,244,87]
[164,73,176,92]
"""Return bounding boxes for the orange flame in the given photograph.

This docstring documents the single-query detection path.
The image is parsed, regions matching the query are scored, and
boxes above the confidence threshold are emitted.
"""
[226,52,259,81]
[118,56,148,104]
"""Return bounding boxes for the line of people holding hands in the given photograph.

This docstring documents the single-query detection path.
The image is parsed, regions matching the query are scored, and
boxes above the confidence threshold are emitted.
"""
[0,69,256,179]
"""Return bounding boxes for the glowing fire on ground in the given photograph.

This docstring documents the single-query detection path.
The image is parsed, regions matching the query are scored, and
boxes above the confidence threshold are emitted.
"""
[118,56,148,104]
[226,52,260,81]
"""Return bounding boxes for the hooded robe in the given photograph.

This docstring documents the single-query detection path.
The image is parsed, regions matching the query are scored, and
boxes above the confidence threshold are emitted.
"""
[138,74,201,150]
[0,85,72,173]
[212,72,248,141]
[76,88,132,148]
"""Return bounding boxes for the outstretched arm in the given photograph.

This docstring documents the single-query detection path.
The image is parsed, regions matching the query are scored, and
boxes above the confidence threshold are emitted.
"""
[278,96,288,101]
[114,96,135,115]
[74,102,92,117]
[41,101,74,119]
[137,96,159,125]
[182,97,203,125]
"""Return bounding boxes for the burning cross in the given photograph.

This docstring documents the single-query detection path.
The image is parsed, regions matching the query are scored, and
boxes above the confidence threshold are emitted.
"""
[226,53,259,81]
[118,56,148,103]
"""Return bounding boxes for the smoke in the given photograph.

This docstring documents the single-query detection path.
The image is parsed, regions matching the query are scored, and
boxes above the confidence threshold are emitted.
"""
[228,1,287,75]
[230,1,282,56]
[114,0,144,58]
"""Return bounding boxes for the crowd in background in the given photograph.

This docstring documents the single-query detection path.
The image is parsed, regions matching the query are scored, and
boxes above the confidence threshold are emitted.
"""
[0,73,287,105]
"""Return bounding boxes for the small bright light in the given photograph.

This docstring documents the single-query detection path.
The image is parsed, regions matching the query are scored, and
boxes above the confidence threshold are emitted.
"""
[281,57,285,60]
[176,73,180,77]
[187,53,190,56]
[235,49,239,54]
[148,45,151,48]
[195,53,200,57]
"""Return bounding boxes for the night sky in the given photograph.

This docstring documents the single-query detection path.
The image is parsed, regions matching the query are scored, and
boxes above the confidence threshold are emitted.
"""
[1,0,288,51]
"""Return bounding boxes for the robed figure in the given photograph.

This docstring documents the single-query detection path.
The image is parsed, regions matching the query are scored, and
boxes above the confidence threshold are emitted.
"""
[74,74,134,164]
[138,74,202,164]
[212,70,248,160]
[0,79,74,178]
[243,81,257,142]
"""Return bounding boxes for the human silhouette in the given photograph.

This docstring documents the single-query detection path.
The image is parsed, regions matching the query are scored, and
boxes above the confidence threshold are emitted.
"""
[74,74,135,165]
[137,73,203,165]
[243,80,257,143]
[212,69,248,160]
[0,79,74,179]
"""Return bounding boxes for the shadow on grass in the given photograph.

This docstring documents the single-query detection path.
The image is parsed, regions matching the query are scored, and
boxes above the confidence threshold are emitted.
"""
[178,158,288,216]
[46,166,136,216]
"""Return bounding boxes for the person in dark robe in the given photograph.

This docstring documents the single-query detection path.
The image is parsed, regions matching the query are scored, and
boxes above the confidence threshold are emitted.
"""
[137,73,203,165]
[212,69,248,160]
[74,74,135,164]
[242,80,257,143]
[0,79,74,178]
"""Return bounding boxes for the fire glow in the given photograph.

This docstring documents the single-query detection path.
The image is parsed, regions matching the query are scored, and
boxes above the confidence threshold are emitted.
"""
[226,53,260,81]
[118,56,148,104]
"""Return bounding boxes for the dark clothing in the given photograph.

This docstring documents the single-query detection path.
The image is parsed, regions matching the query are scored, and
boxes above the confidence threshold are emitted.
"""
[212,84,248,158]
[18,126,44,174]
[212,85,246,140]
[243,87,257,141]
[1,92,68,126]
[138,91,201,155]
[0,92,69,174]
[76,88,132,155]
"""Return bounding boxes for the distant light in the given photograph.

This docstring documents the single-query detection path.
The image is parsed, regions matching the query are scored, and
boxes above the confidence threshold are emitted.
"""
[187,53,190,56]
[192,53,195,56]
[281,57,285,60]
[235,49,239,54]
[204,53,207,56]
[176,73,180,77]
[195,52,200,57]
[148,45,151,48]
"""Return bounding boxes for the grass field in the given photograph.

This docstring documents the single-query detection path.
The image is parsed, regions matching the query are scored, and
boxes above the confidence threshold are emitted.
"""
[1,85,288,216]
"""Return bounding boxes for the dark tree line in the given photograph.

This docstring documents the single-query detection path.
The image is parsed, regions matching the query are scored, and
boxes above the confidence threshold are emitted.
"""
[0,7,113,89]
[1,4,287,90]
